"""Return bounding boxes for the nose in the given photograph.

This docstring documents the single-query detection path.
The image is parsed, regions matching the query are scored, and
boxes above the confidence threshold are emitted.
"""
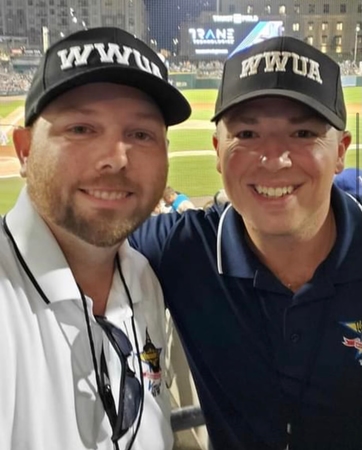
[258,141,292,172]
[95,139,129,173]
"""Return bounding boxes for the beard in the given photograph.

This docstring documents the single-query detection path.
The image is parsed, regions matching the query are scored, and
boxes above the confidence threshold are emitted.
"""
[26,145,166,248]
[53,200,157,247]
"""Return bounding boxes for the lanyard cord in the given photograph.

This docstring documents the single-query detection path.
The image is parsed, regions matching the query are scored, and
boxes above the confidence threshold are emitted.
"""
[78,286,123,450]
[115,256,145,450]
[2,214,144,450]
[79,256,145,450]
[3,215,50,304]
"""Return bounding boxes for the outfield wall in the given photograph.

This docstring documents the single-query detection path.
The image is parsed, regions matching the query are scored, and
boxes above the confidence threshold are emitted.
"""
[0,75,361,96]
[170,73,362,90]
[0,90,27,96]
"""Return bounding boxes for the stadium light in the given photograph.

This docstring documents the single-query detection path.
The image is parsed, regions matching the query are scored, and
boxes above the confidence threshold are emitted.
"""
[70,7,78,24]
[354,24,360,63]
[69,7,87,30]
[42,26,49,52]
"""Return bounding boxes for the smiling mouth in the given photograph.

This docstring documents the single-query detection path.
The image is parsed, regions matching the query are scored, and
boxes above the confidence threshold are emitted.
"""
[254,185,295,198]
[83,189,131,200]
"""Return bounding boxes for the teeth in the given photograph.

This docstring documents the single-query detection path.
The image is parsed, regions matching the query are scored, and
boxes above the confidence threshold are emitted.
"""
[255,185,294,197]
[86,190,128,200]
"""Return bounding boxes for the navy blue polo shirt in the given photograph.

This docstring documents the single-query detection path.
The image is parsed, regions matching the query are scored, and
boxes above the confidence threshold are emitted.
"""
[129,187,362,450]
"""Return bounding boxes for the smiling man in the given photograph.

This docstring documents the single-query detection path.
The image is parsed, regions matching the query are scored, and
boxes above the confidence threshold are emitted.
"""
[129,37,362,450]
[0,27,191,450]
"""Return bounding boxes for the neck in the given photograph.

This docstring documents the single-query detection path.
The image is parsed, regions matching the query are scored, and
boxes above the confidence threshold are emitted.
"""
[245,208,337,292]
[48,223,122,316]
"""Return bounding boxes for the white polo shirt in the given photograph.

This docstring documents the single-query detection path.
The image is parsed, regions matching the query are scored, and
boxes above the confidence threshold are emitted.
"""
[0,188,173,450]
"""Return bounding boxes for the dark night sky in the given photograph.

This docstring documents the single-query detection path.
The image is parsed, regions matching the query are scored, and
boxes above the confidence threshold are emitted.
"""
[144,0,214,50]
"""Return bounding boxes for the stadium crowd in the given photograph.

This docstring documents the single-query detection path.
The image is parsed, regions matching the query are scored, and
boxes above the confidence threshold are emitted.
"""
[339,59,362,75]
[169,60,224,78]
[0,68,36,94]
[0,58,359,96]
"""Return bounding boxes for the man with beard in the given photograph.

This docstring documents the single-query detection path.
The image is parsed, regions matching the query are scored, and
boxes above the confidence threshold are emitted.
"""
[0,27,190,450]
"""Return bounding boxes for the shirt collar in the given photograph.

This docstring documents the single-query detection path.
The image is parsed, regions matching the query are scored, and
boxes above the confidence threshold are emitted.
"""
[5,187,81,303]
[216,186,362,281]
[216,203,258,278]
[325,185,362,282]
[4,187,145,306]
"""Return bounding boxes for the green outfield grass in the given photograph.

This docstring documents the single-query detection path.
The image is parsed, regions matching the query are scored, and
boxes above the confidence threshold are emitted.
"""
[168,129,213,152]
[0,100,24,118]
[0,177,24,214]
[180,89,217,105]
[343,86,362,104]
[168,154,222,197]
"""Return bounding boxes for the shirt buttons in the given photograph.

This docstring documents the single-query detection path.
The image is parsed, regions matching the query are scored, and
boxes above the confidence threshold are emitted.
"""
[289,332,301,343]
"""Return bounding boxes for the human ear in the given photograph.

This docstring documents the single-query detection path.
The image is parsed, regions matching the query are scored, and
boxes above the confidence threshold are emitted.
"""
[335,131,352,174]
[213,131,222,174]
[12,127,32,178]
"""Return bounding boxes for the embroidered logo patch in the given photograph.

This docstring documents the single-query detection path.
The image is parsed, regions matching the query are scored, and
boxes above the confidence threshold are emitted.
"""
[239,51,323,84]
[340,320,362,365]
[140,328,162,396]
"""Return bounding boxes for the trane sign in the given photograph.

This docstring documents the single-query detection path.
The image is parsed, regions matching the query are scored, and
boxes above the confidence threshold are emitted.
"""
[188,27,235,45]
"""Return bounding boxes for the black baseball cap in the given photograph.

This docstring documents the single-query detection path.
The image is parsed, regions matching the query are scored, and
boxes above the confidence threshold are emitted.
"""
[212,36,346,130]
[25,27,191,126]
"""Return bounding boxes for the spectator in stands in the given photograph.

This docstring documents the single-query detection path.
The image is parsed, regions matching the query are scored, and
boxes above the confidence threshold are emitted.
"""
[0,130,9,146]
[0,69,35,94]
[334,167,362,203]
[162,186,196,213]
[213,188,229,206]
[201,189,229,210]
[152,198,172,215]
[201,198,214,210]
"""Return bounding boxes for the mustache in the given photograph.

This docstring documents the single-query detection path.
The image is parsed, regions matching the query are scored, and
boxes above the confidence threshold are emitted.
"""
[79,174,137,190]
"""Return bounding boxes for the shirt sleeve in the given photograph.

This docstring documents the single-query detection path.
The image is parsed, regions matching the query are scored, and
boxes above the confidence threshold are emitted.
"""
[128,213,180,272]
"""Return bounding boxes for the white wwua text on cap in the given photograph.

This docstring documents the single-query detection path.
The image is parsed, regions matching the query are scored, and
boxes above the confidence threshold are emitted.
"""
[57,42,163,78]
[240,51,323,85]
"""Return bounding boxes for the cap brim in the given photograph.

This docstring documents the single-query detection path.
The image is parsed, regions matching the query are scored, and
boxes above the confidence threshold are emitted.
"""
[211,89,345,130]
[27,65,191,126]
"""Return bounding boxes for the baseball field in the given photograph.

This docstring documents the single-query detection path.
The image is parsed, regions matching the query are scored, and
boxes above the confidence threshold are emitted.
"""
[0,87,361,214]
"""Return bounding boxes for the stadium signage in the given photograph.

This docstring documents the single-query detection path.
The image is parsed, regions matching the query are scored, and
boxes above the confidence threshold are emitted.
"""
[188,27,235,45]
[56,43,163,78]
[240,51,323,84]
[24,49,42,55]
[212,14,259,24]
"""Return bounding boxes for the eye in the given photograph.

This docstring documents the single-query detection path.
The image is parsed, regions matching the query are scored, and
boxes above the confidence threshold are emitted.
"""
[236,130,257,139]
[132,131,152,141]
[293,129,318,138]
[67,125,93,135]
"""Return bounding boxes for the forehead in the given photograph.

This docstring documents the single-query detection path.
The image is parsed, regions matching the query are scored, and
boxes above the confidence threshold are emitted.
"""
[222,96,325,123]
[41,82,164,119]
